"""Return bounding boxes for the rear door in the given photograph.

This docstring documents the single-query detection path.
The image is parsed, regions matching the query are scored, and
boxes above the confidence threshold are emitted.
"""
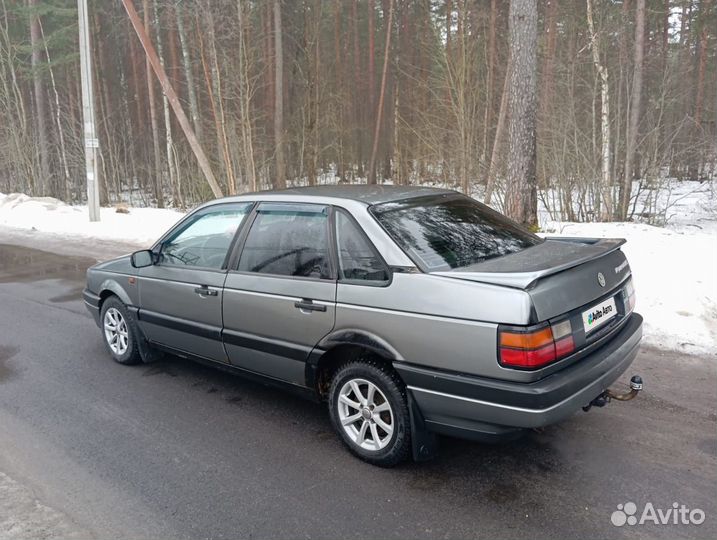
[137,202,253,362]
[222,202,336,385]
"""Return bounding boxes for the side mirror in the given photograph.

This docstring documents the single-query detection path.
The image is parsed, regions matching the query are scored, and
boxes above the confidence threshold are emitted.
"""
[130,249,155,268]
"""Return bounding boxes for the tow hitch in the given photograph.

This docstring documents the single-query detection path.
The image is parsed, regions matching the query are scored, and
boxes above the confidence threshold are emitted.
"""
[583,375,643,412]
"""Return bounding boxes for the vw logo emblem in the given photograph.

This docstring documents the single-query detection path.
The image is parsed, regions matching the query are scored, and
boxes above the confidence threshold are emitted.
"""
[597,272,606,287]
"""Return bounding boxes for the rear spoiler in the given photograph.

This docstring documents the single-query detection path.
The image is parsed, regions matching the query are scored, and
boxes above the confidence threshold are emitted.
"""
[430,237,626,290]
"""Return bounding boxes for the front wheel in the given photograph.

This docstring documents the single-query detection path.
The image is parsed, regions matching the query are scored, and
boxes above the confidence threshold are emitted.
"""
[328,359,411,467]
[100,296,142,365]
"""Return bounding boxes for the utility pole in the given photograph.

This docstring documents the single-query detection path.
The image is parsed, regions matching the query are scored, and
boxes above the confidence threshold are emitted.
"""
[77,0,100,221]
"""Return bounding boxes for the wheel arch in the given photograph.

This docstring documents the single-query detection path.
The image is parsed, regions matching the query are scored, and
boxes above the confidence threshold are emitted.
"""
[98,279,133,309]
[307,329,404,399]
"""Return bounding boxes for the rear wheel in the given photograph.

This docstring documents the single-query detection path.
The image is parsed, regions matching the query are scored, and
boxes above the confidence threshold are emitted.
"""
[100,297,142,365]
[328,358,411,467]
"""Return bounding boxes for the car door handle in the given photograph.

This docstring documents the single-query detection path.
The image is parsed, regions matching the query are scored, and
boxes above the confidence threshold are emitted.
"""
[194,286,218,297]
[294,299,327,312]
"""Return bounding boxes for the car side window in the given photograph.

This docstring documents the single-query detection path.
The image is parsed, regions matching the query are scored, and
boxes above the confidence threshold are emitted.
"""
[237,204,331,279]
[160,203,253,269]
[335,210,389,283]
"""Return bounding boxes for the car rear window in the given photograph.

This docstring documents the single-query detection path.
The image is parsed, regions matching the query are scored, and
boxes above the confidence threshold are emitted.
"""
[370,195,543,271]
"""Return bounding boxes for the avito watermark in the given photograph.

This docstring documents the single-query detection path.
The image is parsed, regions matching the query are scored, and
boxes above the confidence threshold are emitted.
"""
[611,501,705,527]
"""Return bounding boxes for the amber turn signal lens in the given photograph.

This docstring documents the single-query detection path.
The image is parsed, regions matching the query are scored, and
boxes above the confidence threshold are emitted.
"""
[499,326,553,349]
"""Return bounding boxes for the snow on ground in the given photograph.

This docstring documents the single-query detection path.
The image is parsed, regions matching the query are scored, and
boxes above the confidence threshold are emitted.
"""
[543,221,716,355]
[1,182,715,354]
[0,193,183,245]
[542,181,717,355]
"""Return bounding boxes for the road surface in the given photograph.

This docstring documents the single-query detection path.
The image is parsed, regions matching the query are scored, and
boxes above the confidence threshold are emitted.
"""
[0,236,715,539]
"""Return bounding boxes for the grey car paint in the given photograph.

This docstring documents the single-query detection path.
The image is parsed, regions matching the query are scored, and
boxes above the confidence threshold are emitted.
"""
[223,273,336,386]
[433,237,626,289]
[433,239,630,320]
[137,265,227,362]
[407,314,642,433]
[84,185,642,443]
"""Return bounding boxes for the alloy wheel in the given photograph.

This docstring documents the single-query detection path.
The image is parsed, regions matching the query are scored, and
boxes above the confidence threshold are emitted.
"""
[337,378,394,451]
[104,307,129,355]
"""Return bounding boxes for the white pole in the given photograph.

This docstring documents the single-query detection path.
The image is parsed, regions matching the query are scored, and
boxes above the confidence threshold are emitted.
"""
[77,0,100,222]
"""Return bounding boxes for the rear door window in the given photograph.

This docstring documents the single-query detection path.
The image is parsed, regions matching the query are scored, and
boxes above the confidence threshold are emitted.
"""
[335,210,389,283]
[371,195,542,271]
[237,203,332,279]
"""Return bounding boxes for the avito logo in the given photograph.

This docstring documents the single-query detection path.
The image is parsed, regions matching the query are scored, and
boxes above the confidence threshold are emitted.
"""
[611,502,706,527]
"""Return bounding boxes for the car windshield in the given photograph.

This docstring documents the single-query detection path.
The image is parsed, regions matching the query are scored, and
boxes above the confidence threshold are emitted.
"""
[370,194,543,271]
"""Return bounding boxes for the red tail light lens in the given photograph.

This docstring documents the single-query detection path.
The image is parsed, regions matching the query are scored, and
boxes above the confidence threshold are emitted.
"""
[500,344,556,368]
[498,320,576,369]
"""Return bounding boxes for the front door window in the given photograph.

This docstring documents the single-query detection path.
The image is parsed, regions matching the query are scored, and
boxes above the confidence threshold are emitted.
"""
[160,204,253,269]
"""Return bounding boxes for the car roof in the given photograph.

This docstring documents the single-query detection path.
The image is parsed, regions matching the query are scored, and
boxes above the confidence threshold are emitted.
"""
[218,184,457,206]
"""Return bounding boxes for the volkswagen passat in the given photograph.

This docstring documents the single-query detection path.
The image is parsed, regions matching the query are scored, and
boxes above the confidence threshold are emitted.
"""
[84,186,642,466]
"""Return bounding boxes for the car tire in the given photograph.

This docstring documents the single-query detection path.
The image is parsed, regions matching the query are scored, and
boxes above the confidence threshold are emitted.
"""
[328,358,411,467]
[100,296,142,365]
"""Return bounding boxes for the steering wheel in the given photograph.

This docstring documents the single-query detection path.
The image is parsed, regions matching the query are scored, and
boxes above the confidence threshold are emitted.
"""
[250,247,311,273]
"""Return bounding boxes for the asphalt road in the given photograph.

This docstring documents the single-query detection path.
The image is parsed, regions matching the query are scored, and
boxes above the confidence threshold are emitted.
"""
[0,237,715,540]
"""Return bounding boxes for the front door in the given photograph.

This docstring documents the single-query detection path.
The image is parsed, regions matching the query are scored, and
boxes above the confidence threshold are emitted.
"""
[222,202,336,385]
[137,202,253,362]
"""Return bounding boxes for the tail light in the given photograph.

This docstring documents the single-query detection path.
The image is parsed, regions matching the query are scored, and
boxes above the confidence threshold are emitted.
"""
[498,319,576,369]
[624,278,636,313]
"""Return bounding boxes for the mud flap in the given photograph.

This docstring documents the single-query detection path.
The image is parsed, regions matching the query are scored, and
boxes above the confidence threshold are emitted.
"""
[408,390,438,462]
[126,306,161,364]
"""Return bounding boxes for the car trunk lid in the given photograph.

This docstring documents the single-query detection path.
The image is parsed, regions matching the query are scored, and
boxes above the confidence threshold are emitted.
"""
[431,237,632,321]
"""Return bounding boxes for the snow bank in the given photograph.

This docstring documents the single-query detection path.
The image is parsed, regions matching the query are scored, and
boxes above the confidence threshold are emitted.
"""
[0,192,184,245]
[543,221,716,355]
[1,184,715,354]
[541,181,717,355]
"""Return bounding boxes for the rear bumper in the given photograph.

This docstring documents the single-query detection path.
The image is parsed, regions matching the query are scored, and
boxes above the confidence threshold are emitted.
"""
[395,313,643,442]
[83,288,102,327]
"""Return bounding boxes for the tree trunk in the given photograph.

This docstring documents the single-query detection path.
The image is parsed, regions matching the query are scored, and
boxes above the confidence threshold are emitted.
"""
[167,14,180,87]
[614,0,629,190]
[237,0,257,191]
[93,11,115,204]
[587,0,613,221]
[273,0,286,189]
[691,0,711,180]
[333,0,345,181]
[481,0,497,165]
[619,0,645,220]
[152,0,180,206]
[367,0,376,132]
[505,0,538,229]
[368,0,394,185]
[262,4,273,134]
[445,0,452,54]
[128,32,145,147]
[143,0,163,207]
[175,3,202,140]
[352,0,363,175]
[37,18,70,202]
[204,9,235,195]
[539,0,558,122]
[28,0,50,195]
[484,58,511,205]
